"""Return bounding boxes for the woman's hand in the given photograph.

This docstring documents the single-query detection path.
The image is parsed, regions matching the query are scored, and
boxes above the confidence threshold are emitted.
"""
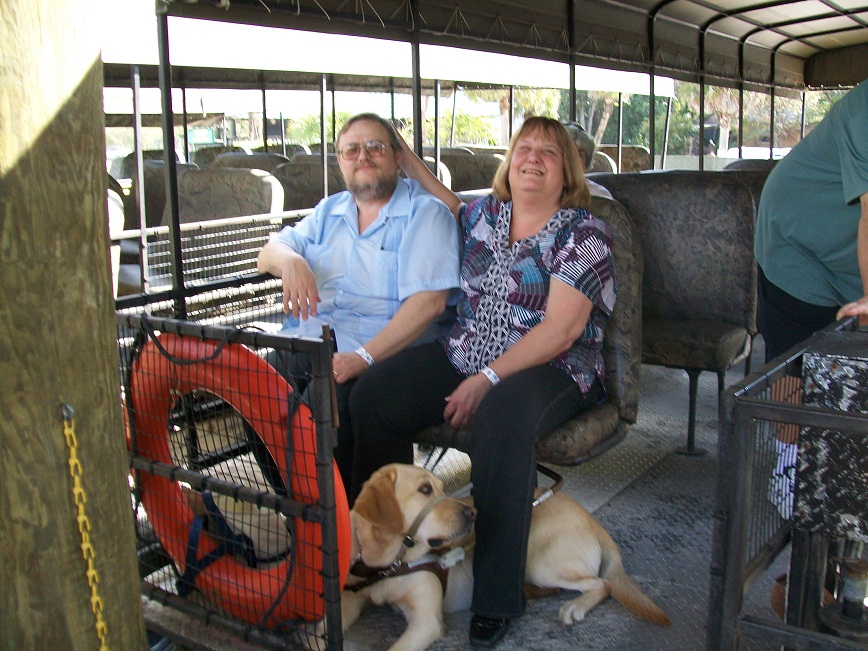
[332,351,369,384]
[443,373,492,429]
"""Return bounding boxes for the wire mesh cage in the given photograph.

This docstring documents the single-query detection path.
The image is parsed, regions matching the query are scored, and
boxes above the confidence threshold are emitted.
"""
[708,318,868,651]
[141,214,295,291]
[117,283,350,650]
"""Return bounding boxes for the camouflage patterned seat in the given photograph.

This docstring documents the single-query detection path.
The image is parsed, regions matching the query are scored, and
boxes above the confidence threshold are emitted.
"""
[594,170,757,454]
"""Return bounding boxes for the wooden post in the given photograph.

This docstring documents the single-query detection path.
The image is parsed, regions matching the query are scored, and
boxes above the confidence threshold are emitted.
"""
[0,2,146,649]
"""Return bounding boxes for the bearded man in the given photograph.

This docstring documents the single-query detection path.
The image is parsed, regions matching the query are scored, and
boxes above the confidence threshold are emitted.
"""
[257,113,460,485]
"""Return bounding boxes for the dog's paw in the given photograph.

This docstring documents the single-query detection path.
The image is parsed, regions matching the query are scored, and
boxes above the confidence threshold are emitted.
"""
[287,618,327,650]
[558,602,588,626]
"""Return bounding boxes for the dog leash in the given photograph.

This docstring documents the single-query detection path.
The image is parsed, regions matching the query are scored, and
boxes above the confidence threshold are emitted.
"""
[533,464,564,507]
[441,463,564,507]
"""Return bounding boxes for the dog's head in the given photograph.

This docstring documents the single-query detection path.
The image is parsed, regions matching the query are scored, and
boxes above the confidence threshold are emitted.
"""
[353,464,476,551]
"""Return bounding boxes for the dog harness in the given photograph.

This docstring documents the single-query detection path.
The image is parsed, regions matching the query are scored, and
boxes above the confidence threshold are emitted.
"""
[347,493,467,594]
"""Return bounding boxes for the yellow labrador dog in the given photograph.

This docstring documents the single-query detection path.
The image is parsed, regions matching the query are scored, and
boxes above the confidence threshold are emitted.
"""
[344,463,670,651]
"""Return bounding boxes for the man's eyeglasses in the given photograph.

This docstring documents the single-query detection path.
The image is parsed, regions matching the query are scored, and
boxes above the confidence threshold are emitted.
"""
[338,140,391,161]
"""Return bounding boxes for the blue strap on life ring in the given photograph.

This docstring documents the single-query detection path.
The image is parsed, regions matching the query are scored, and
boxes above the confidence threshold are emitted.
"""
[177,491,258,597]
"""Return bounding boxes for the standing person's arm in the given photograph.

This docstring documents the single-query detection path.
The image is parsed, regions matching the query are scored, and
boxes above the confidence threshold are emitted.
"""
[836,192,868,320]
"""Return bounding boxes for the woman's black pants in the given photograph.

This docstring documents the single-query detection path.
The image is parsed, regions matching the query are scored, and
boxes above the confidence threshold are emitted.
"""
[348,341,602,619]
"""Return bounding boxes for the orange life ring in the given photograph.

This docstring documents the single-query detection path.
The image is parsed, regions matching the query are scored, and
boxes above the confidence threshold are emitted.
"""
[129,332,351,625]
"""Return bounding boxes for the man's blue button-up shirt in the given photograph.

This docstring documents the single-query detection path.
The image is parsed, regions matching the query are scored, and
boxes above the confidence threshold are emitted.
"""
[275,177,461,351]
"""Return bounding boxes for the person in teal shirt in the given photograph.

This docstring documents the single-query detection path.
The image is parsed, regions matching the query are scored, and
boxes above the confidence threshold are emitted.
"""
[754,78,868,519]
[755,78,868,361]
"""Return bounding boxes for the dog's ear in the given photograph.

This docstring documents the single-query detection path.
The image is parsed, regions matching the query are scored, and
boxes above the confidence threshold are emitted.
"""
[353,466,405,535]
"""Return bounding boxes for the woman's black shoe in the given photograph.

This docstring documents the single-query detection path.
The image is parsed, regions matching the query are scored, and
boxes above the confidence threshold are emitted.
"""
[469,615,510,648]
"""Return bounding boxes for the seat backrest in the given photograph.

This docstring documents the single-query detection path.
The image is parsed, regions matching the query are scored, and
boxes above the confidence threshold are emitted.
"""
[590,195,642,423]
[271,160,346,211]
[419,158,452,189]
[589,151,617,173]
[106,174,126,237]
[190,145,248,168]
[423,146,475,157]
[209,151,292,172]
[165,168,284,224]
[594,171,756,332]
[721,168,773,216]
[125,161,199,230]
[117,149,179,180]
[598,145,652,172]
[440,153,503,191]
[723,158,778,172]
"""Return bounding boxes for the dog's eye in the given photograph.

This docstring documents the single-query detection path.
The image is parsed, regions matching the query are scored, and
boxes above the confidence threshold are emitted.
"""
[419,482,433,496]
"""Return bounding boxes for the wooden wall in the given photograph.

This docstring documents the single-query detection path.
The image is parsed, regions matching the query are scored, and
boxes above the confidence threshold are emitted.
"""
[0,1,146,648]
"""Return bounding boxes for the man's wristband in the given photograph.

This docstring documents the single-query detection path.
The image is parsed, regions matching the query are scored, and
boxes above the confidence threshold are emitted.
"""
[480,366,500,386]
[355,346,375,367]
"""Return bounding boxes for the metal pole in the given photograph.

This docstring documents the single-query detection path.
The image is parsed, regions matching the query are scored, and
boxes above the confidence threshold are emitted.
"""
[617,92,623,173]
[411,16,423,156]
[434,79,441,167]
[131,65,147,269]
[508,86,515,141]
[155,6,185,317]
[260,73,267,152]
[800,90,806,141]
[320,74,328,201]
[450,85,458,147]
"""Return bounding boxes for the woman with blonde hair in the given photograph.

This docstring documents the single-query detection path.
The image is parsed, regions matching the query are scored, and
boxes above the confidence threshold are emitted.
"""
[347,117,617,648]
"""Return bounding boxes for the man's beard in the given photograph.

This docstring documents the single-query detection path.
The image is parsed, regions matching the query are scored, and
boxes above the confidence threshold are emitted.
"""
[347,175,397,202]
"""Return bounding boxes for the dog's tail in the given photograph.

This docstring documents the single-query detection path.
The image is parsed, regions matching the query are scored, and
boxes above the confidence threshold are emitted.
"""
[601,548,671,626]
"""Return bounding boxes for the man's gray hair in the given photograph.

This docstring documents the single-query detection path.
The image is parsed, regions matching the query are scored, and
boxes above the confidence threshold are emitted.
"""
[563,122,596,169]
[335,113,402,151]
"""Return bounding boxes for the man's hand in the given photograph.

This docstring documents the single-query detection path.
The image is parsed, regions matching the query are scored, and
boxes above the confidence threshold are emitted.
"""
[332,351,369,384]
[258,240,322,319]
[279,256,320,320]
[443,374,492,429]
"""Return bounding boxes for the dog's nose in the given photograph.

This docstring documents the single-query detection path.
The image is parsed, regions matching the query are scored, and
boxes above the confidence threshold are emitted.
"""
[463,505,477,521]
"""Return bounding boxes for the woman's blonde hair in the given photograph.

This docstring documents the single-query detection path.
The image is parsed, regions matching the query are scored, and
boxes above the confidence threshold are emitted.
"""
[491,116,591,211]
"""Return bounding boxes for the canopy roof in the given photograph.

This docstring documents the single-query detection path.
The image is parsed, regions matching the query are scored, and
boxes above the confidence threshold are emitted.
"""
[159,0,867,90]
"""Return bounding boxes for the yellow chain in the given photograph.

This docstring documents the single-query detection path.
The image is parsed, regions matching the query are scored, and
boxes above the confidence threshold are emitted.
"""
[61,404,111,651]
